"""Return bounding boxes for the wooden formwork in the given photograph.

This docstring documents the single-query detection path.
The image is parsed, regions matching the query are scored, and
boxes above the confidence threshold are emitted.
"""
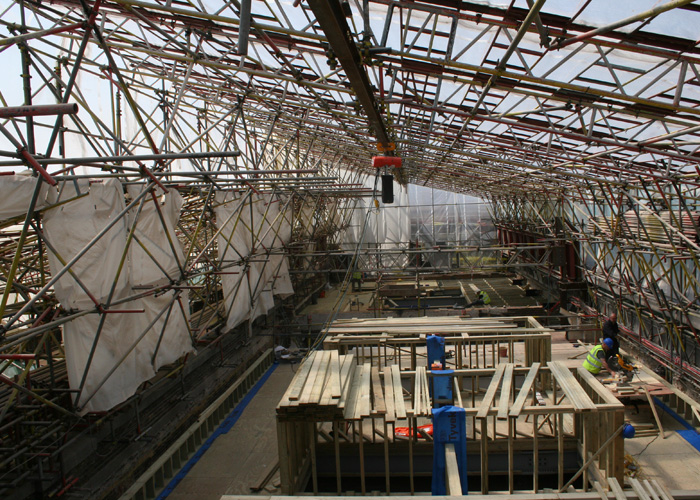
[322,332,551,371]
[323,315,552,371]
[276,343,624,496]
[325,315,552,337]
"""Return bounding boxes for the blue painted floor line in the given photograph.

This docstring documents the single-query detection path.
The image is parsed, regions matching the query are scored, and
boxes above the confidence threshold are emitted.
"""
[156,362,279,499]
[652,397,700,454]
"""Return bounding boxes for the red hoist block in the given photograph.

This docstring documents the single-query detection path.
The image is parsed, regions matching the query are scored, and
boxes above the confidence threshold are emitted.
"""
[372,156,402,168]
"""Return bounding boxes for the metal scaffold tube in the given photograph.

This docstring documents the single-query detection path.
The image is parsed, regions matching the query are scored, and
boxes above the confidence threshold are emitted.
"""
[0,0,699,497]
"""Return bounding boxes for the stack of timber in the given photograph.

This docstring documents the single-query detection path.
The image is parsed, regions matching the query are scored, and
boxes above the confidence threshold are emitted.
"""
[413,366,432,417]
[277,351,410,422]
[327,315,549,336]
[276,351,354,421]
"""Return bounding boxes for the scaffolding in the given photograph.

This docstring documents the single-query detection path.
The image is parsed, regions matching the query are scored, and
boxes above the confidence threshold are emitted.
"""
[1,0,700,496]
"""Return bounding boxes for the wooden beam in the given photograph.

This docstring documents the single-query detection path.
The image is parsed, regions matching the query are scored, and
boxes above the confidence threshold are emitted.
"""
[510,362,541,417]
[391,364,407,420]
[383,366,396,422]
[643,387,665,439]
[548,361,596,412]
[371,366,386,415]
[445,443,462,495]
[608,477,628,500]
[498,363,515,420]
[477,363,507,419]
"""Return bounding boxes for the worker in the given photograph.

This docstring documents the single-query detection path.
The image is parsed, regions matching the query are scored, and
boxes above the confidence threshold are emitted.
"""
[582,338,614,375]
[602,312,620,357]
[351,270,363,292]
[467,290,491,307]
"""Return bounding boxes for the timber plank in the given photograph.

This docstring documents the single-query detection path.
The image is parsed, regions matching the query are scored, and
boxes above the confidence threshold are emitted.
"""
[383,366,396,422]
[509,363,540,417]
[392,364,407,420]
[497,363,514,420]
[477,363,506,418]
[548,361,596,412]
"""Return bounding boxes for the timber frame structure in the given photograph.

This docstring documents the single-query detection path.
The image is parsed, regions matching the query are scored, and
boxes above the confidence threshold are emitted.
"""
[276,346,625,495]
[2,0,700,497]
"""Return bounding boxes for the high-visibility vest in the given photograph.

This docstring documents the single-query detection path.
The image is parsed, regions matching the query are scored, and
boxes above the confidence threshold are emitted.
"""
[480,291,491,305]
[352,271,362,280]
[583,345,605,374]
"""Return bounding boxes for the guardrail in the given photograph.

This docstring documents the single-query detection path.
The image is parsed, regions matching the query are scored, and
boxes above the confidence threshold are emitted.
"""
[119,348,275,500]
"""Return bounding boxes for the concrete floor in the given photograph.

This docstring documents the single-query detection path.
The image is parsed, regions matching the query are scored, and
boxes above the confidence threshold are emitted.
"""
[163,327,700,499]
[300,286,375,316]
[551,331,700,491]
[167,363,296,500]
[625,421,700,490]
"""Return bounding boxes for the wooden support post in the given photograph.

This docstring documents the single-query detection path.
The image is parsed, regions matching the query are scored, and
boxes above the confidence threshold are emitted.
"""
[644,387,665,438]
[533,414,539,493]
[409,416,415,494]
[508,417,514,493]
[457,337,463,369]
[612,410,625,484]
[310,422,318,494]
[334,420,342,494]
[480,417,489,494]
[583,414,590,491]
[359,419,366,494]
[558,413,565,491]
[384,419,390,493]
[278,421,291,495]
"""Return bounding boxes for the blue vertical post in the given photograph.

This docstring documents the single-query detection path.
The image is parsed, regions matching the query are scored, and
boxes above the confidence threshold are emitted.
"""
[427,335,446,368]
[431,369,454,408]
[432,405,468,495]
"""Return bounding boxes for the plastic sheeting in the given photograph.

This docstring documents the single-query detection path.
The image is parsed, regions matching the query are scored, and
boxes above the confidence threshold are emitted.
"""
[216,192,253,329]
[409,185,489,247]
[342,174,402,248]
[0,173,51,222]
[341,177,494,270]
[431,405,468,495]
[270,255,294,297]
[43,180,193,414]
[43,179,130,309]
[63,291,190,413]
[215,192,294,330]
[127,185,184,287]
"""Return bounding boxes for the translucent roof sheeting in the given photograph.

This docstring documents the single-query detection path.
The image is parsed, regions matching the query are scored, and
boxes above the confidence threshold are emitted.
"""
[1,0,699,198]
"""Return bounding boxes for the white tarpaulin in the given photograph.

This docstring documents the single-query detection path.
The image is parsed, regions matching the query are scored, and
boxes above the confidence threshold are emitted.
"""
[250,259,275,320]
[63,291,191,413]
[216,192,293,329]
[221,266,249,329]
[43,179,130,309]
[256,195,280,248]
[127,185,184,287]
[383,184,411,267]
[270,255,294,298]
[63,304,146,413]
[44,180,193,414]
[135,291,192,371]
[277,196,293,244]
[216,192,253,329]
[0,173,51,222]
